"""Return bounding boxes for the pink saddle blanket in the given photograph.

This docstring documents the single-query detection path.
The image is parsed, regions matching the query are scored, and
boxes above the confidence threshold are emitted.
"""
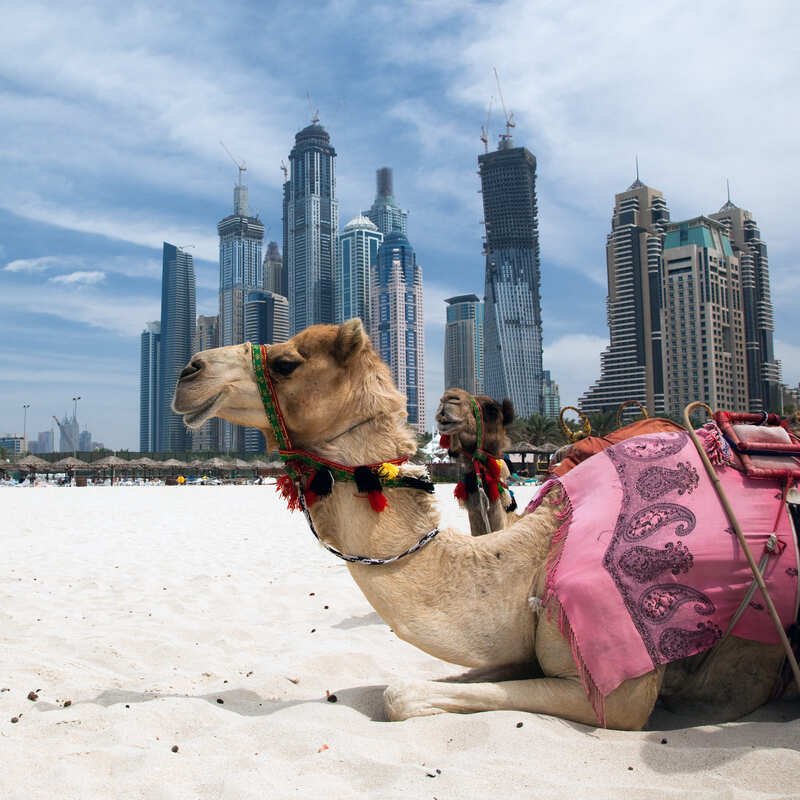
[527,430,799,719]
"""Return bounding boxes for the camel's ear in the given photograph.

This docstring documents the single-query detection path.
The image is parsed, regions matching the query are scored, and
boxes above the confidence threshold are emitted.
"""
[333,318,367,363]
[501,399,515,426]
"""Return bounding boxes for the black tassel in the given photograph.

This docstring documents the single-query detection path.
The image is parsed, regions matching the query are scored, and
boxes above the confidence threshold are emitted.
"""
[353,466,382,494]
[399,476,435,494]
[464,471,479,495]
[305,467,334,506]
[505,491,518,513]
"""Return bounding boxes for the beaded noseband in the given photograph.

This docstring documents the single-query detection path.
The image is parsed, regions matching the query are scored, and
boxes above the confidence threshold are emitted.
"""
[251,343,440,565]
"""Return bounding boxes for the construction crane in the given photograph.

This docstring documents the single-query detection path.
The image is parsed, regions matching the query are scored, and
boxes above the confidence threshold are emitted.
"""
[52,415,75,453]
[220,140,247,186]
[280,160,288,182]
[493,67,515,143]
[480,95,494,153]
[305,91,320,125]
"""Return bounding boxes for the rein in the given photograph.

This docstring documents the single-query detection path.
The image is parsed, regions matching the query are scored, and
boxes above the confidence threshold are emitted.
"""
[251,343,440,565]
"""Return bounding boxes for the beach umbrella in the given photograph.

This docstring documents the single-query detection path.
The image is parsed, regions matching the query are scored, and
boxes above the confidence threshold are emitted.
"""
[231,458,251,469]
[91,455,130,467]
[160,458,187,469]
[15,454,52,471]
[201,457,227,470]
[52,456,90,469]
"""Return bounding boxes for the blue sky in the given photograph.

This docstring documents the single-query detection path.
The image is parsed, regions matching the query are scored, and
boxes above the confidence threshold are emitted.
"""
[1,0,798,450]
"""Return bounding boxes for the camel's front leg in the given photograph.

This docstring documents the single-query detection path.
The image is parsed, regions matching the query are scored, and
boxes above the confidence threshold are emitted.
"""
[383,671,660,730]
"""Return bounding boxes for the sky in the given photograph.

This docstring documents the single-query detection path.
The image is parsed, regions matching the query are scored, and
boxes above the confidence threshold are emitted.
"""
[1,0,798,450]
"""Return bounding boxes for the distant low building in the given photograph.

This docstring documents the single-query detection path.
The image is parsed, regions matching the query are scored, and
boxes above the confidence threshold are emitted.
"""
[0,435,25,455]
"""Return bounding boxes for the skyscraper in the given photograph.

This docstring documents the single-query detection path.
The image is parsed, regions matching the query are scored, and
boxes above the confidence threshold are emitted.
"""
[158,242,196,453]
[284,117,338,334]
[710,196,780,411]
[580,179,671,415]
[661,216,747,413]
[336,215,382,328]
[243,290,290,453]
[479,133,544,417]
[218,170,265,452]
[365,167,408,236]
[263,241,284,296]
[444,294,484,395]
[371,230,425,432]
[541,370,561,419]
[191,315,219,452]
[140,321,160,452]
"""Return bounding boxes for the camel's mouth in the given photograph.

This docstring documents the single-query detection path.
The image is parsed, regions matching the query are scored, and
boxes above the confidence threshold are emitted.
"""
[176,392,225,429]
[435,414,461,434]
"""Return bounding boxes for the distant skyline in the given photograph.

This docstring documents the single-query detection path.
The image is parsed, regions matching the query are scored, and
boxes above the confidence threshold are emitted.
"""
[1,1,798,448]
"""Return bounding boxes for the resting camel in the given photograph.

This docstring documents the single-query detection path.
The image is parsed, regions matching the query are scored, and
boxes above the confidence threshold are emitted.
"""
[173,319,792,730]
[436,388,516,535]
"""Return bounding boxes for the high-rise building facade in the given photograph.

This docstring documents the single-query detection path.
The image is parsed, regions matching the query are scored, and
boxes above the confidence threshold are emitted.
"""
[139,320,160,452]
[243,290,290,453]
[365,167,408,236]
[580,179,670,415]
[191,315,219,452]
[35,429,54,454]
[444,294,484,395]
[158,243,196,453]
[57,413,79,453]
[661,216,747,414]
[263,241,284,296]
[710,198,780,411]
[541,370,561,419]
[479,135,544,417]
[284,118,338,334]
[336,215,382,328]
[370,231,425,432]
[218,176,265,453]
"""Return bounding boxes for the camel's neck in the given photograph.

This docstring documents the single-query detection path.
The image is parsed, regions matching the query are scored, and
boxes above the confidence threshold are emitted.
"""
[453,451,508,536]
[306,477,557,669]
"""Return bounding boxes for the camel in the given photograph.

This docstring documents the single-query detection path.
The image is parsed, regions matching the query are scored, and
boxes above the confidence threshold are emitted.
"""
[173,319,791,730]
[436,388,516,535]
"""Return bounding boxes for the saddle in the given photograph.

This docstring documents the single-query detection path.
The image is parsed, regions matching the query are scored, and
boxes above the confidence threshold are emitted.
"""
[715,411,800,480]
[550,416,684,477]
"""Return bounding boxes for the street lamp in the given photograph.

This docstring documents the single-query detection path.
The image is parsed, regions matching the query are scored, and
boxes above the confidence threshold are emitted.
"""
[72,395,81,457]
[22,404,30,453]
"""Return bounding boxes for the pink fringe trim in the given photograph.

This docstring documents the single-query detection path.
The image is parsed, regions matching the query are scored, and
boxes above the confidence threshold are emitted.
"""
[536,480,607,727]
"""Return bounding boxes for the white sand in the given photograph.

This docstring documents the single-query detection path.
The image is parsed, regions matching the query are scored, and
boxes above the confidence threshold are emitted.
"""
[1,484,797,799]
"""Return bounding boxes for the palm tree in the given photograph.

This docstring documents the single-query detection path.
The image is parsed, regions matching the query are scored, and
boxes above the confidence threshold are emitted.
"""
[508,413,564,445]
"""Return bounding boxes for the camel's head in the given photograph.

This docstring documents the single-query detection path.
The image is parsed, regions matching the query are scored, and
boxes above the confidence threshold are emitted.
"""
[436,388,514,458]
[173,319,414,454]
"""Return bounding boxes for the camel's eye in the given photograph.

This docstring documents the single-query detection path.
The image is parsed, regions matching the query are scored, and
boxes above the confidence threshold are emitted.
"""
[272,357,302,377]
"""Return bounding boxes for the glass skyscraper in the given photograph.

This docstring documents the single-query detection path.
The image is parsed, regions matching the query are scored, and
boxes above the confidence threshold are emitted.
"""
[365,167,407,236]
[580,179,670,415]
[479,135,544,417]
[336,215,382,328]
[444,294,483,395]
[139,320,160,452]
[159,242,196,453]
[284,118,338,334]
[371,230,425,432]
[218,174,264,452]
[263,240,284,297]
[710,198,780,412]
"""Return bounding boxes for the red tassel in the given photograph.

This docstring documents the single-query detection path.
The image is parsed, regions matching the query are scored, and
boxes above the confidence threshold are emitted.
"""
[454,481,468,502]
[276,474,301,511]
[439,434,451,449]
[485,479,501,503]
[486,457,502,480]
[304,489,319,507]
[368,490,388,513]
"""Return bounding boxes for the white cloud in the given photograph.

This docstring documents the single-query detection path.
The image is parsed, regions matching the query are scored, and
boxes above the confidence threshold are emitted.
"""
[50,270,106,285]
[4,256,80,273]
[543,333,608,408]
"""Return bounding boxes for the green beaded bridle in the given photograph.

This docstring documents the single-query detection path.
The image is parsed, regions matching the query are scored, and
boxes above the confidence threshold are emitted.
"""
[250,342,440,565]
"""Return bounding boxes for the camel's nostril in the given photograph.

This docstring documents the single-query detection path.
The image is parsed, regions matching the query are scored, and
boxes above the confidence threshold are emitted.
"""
[180,359,204,380]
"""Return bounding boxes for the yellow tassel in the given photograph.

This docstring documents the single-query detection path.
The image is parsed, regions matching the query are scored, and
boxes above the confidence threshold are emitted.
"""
[377,462,400,481]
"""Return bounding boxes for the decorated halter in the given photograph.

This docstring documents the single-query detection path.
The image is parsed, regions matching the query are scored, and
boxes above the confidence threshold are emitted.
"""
[251,343,439,565]
[441,396,516,514]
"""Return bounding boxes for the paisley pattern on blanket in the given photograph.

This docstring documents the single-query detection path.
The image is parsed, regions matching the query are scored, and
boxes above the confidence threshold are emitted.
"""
[533,430,800,713]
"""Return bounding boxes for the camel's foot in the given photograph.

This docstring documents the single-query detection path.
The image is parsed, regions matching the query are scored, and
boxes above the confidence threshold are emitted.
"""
[384,680,450,721]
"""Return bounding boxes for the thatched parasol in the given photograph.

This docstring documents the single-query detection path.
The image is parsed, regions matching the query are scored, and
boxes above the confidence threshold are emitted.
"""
[14,454,53,471]
[201,457,227,470]
[91,455,130,468]
[52,456,90,470]
[159,458,187,469]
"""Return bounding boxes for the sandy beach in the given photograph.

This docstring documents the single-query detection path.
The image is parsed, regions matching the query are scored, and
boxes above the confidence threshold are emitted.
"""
[1,484,798,799]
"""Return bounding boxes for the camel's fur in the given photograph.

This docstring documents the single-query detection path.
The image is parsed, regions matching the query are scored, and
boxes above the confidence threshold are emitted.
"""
[436,388,516,535]
[173,319,787,730]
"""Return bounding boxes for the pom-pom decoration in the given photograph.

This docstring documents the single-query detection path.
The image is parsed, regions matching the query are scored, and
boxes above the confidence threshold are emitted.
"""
[353,466,389,513]
[276,474,301,511]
